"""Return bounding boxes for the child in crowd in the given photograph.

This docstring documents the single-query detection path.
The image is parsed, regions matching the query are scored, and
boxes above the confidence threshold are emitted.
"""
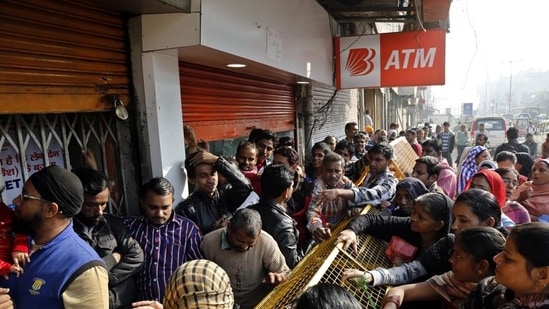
[334,140,355,180]
[306,152,356,243]
[341,189,505,288]
[235,141,261,194]
[381,227,505,309]
[0,188,29,279]
[339,192,452,273]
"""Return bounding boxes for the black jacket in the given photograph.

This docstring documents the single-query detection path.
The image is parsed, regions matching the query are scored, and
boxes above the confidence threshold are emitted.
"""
[250,198,303,269]
[177,156,253,235]
[73,214,144,309]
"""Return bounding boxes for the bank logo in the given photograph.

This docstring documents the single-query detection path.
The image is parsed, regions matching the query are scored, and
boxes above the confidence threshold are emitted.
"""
[346,48,376,76]
[29,278,45,295]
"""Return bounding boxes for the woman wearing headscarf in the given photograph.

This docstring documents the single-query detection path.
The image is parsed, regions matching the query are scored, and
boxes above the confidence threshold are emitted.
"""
[456,145,490,194]
[386,177,430,217]
[512,158,549,221]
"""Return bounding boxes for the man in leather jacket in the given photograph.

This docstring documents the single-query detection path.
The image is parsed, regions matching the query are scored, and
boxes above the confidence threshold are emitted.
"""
[177,150,253,235]
[249,164,304,268]
[72,168,144,309]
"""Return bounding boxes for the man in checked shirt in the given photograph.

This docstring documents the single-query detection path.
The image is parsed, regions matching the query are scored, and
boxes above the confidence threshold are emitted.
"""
[126,177,203,303]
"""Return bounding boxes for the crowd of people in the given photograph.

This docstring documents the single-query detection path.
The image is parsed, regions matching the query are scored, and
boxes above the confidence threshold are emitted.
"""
[1,117,549,309]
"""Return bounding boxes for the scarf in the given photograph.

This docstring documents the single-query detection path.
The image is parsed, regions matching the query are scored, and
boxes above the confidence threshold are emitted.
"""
[457,146,487,194]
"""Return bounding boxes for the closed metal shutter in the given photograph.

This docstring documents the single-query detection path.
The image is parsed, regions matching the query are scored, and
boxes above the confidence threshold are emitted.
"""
[311,86,355,143]
[0,0,130,114]
[180,62,296,141]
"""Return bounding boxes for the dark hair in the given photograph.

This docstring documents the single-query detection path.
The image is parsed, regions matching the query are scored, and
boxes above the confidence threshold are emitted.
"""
[140,177,174,199]
[454,189,502,228]
[353,132,367,142]
[273,146,300,166]
[475,133,488,142]
[495,151,517,164]
[494,167,518,182]
[515,152,534,178]
[254,129,278,147]
[415,192,453,238]
[406,129,417,136]
[295,283,361,309]
[322,152,344,167]
[184,151,211,179]
[344,122,358,131]
[506,127,519,139]
[335,140,354,157]
[236,140,257,156]
[415,156,441,177]
[229,208,262,237]
[368,142,393,160]
[260,165,294,199]
[278,136,294,148]
[248,128,263,143]
[456,227,506,274]
[72,167,109,196]
[509,223,549,272]
[311,141,331,155]
[422,139,442,153]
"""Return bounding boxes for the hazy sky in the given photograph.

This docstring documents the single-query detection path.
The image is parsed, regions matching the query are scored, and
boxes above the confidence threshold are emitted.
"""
[432,0,548,111]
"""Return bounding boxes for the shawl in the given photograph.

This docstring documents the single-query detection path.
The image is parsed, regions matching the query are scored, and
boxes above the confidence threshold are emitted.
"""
[426,271,478,308]
[457,146,487,194]
[391,177,429,216]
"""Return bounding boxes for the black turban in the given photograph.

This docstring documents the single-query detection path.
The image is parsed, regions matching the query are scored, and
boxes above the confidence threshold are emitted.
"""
[29,165,83,216]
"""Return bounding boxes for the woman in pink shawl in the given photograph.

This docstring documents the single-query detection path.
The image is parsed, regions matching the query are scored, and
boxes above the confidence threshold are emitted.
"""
[514,158,549,221]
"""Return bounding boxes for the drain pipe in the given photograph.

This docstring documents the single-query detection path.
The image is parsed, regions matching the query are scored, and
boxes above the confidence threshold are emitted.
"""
[302,84,314,163]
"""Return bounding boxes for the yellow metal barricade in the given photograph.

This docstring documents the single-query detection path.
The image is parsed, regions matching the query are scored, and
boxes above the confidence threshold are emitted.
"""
[255,206,392,308]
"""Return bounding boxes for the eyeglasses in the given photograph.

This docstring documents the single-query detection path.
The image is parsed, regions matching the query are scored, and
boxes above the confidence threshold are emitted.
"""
[20,193,51,204]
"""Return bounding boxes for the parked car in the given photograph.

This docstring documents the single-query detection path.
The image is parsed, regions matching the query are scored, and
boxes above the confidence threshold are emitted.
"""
[469,116,508,155]
[535,119,549,156]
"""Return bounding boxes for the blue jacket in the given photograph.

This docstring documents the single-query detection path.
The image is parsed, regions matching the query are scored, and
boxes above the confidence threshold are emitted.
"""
[6,222,105,309]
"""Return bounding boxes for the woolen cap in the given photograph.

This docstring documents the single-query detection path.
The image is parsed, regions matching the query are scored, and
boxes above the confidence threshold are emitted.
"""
[29,165,83,216]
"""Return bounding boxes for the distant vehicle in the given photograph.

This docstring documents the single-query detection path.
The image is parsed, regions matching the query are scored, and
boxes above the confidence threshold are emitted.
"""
[514,117,529,143]
[535,120,549,156]
[502,113,513,121]
[469,116,508,155]
[514,113,531,120]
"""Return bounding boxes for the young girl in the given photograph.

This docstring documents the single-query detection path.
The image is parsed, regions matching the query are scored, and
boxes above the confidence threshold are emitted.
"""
[381,227,505,309]
[467,222,549,308]
[341,189,504,288]
[304,141,331,183]
[339,192,452,272]
[335,140,355,180]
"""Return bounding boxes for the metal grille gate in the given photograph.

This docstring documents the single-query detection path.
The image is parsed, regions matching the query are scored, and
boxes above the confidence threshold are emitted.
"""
[0,112,128,215]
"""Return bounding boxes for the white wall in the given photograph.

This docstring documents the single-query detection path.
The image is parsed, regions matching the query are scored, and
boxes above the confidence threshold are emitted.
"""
[200,0,333,85]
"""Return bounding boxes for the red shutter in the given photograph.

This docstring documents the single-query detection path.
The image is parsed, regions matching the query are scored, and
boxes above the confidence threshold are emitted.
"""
[180,62,296,141]
[0,0,130,114]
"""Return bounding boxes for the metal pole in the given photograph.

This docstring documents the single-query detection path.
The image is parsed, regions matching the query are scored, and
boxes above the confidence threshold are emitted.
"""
[508,60,513,113]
